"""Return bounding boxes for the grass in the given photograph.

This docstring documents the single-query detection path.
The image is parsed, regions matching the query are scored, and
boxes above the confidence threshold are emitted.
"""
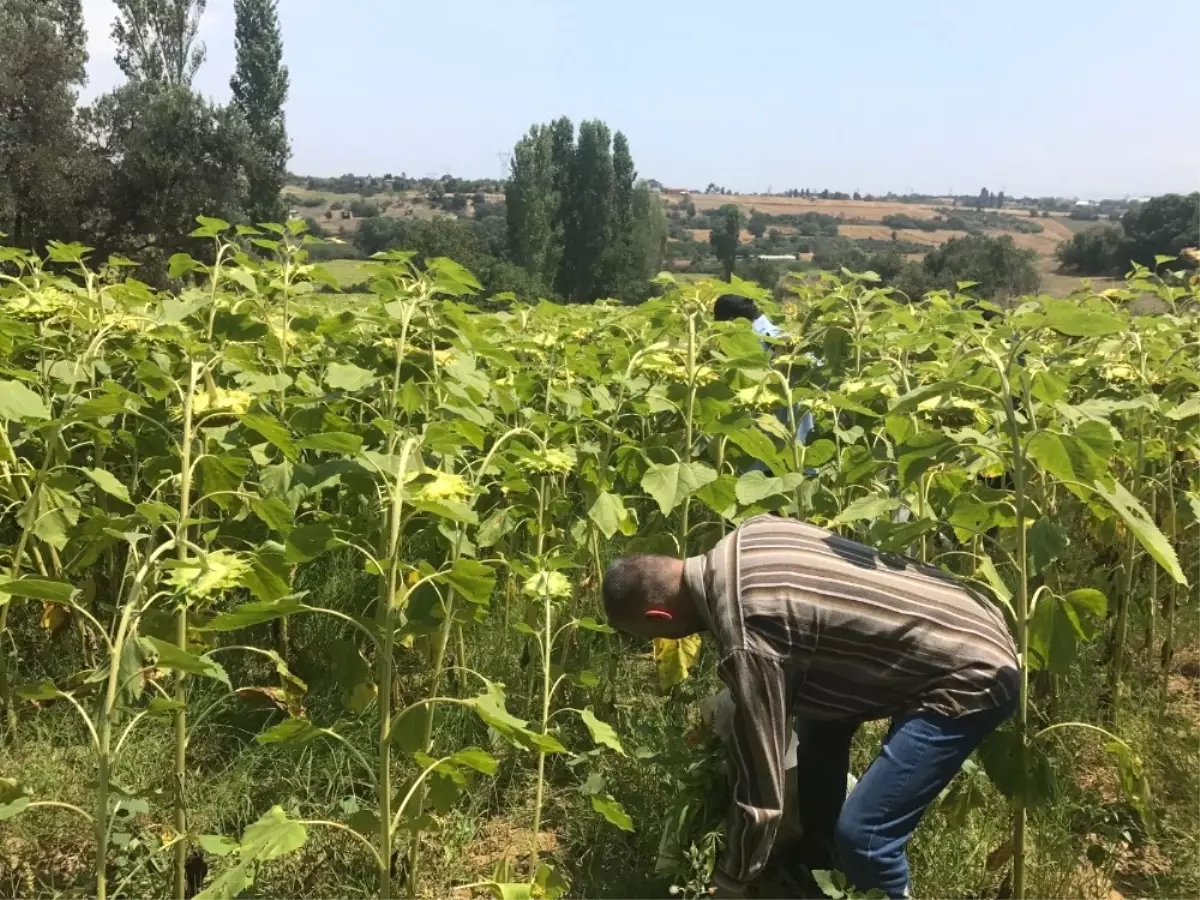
[318,257,372,288]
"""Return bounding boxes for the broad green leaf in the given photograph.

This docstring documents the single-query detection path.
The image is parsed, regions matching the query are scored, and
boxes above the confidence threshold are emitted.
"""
[973,555,1013,625]
[1028,592,1079,674]
[392,704,432,752]
[978,727,1056,807]
[1093,481,1187,585]
[200,597,302,631]
[587,491,636,539]
[0,796,30,822]
[1042,298,1124,337]
[0,578,76,604]
[238,805,308,862]
[641,462,717,515]
[197,834,239,857]
[1104,740,1154,830]
[653,634,702,689]
[479,883,533,900]
[142,637,231,689]
[250,496,293,533]
[695,475,739,520]
[574,616,615,634]
[85,468,131,504]
[443,558,496,606]
[590,793,633,832]
[579,707,625,755]
[811,870,845,900]
[240,412,297,462]
[831,495,901,526]
[256,717,321,745]
[1063,588,1107,640]
[1028,519,1070,575]
[285,523,337,564]
[451,747,499,775]
[324,363,376,391]
[1026,432,1074,485]
[0,380,49,420]
[735,470,804,506]
[16,680,60,701]
[296,432,363,454]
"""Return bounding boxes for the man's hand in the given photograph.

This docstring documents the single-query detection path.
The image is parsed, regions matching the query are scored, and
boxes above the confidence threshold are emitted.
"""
[709,882,747,899]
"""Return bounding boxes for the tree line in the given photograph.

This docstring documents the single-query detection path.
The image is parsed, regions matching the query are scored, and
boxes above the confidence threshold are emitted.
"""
[504,118,667,303]
[1055,193,1199,276]
[0,0,289,283]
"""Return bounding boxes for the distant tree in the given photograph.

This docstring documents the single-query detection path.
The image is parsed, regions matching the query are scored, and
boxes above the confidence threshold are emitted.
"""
[1055,224,1128,276]
[230,0,290,224]
[996,190,1005,209]
[852,191,861,200]
[709,204,741,281]
[0,0,91,250]
[747,209,768,238]
[978,187,990,209]
[81,82,252,281]
[505,123,559,285]
[820,189,829,200]
[112,0,208,86]
[1121,192,1200,268]
[920,233,1040,297]
[349,198,379,218]
[560,119,615,300]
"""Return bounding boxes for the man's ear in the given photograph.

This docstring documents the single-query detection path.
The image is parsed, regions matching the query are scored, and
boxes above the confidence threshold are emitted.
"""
[645,609,673,621]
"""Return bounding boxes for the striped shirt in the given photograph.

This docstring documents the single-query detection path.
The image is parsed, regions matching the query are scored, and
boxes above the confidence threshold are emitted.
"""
[684,514,1019,889]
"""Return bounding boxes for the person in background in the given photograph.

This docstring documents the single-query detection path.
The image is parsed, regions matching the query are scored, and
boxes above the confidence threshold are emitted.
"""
[601,514,1019,899]
[713,293,814,460]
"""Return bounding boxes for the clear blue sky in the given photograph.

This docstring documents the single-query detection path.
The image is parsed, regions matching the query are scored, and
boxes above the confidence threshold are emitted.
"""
[80,0,1200,199]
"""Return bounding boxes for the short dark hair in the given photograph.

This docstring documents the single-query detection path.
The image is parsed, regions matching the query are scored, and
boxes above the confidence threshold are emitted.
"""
[602,554,670,627]
[714,294,760,322]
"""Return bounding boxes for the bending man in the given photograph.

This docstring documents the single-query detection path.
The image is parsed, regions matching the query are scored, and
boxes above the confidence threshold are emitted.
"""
[602,514,1018,898]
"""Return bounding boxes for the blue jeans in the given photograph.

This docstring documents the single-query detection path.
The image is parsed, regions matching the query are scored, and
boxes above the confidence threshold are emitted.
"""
[792,696,1016,898]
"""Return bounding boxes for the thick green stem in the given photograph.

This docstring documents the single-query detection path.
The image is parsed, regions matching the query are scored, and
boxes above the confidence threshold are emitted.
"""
[528,478,551,873]
[172,361,199,899]
[1107,417,1143,722]
[1145,486,1158,661]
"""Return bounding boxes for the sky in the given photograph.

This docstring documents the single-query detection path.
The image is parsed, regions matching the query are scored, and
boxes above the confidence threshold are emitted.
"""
[79,0,1200,200]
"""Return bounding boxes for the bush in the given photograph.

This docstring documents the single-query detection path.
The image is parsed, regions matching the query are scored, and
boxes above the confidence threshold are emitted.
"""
[284,193,324,209]
[349,199,380,218]
[1055,225,1127,276]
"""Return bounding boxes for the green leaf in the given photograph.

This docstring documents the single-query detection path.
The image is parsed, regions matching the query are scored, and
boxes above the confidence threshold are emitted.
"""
[285,523,337,564]
[1042,298,1124,337]
[392,704,432,753]
[84,468,131,504]
[256,717,321,745]
[443,558,496,606]
[695,474,740,520]
[1093,480,1187,585]
[0,796,30,822]
[196,863,255,900]
[324,363,377,392]
[734,470,804,506]
[0,379,50,420]
[1028,593,1078,674]
[200,597,302,631]
[296,432,363,454]
[240,412,297,462]
[1063,588,1107,640]
[811,869,845,900]
[141,637,231,689]
[978,727,1056,807]
[238,805,308,862]
[197,834,239,857]
[480,883,533,900]
[1105,740,1154,830]
[831,495,900,526]
[579,707,625,755]
[574,616,615,634]
[0,578,76,604]
[16,680,60,701]
[250,496,293,533]
[973,555,1013,624]
[589,793,633,832]
[587,491,635,539]
[1028,519,1070,575]
[466,679,533,747]
[640,462,717,515]
[451,747,499,775]
[1026,432,1074,485]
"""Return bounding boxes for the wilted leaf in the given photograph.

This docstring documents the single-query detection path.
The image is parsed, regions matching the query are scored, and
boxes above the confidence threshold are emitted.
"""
[141,637,231,689]
[653,634,703,689]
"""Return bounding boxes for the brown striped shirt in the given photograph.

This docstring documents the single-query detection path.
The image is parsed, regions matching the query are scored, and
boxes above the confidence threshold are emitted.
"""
[684,514,1019,889]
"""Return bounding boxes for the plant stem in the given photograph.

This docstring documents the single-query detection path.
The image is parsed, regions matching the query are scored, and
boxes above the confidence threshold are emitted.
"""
[1107,415,1143,723]
[529,477,550,874]
[172,361,199,899]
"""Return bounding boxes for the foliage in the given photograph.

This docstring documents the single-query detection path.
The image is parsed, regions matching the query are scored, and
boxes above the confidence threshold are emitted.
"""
[0,221,1195,900]
[112,0,208,86]
[0,0,90,251]
[709,205,741,281]
[505,117,665,302]
[230,0,290,225]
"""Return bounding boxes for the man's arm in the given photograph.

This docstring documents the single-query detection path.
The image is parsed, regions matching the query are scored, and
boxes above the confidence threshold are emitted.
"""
[712,649,791,895]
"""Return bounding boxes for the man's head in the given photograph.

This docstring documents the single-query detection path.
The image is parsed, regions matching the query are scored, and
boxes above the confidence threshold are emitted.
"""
[601,553,705,639]
[713,294,760,323]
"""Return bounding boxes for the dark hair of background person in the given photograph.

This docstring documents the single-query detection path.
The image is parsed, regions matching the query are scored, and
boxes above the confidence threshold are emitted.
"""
[713,294,761,322]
